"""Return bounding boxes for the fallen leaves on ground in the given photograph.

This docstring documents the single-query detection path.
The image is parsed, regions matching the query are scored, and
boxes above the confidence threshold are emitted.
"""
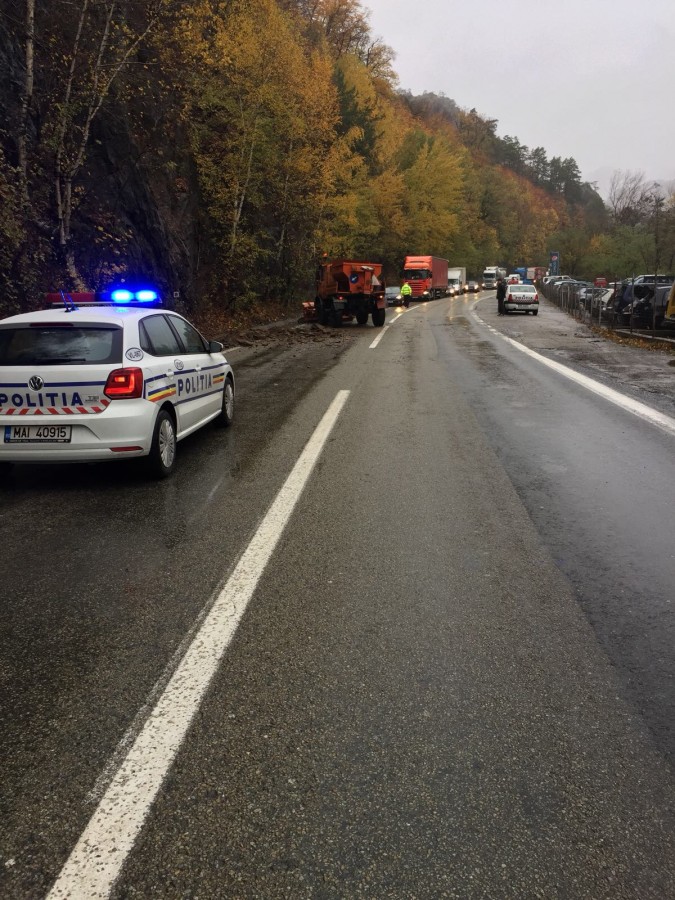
[590,325,675,354]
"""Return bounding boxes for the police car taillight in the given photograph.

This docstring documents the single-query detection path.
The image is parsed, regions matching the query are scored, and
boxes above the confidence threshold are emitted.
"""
[104,368,143,399]
[45,292,96,306]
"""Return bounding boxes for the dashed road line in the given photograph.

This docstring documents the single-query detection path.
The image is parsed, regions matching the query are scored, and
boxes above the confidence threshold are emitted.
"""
[369,306,412,348]
[369,325,390,349]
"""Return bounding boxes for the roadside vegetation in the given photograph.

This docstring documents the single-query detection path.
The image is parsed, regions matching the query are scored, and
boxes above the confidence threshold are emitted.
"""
[1,0,673,321]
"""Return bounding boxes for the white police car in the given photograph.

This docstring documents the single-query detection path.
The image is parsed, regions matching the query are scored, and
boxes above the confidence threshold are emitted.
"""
[0,288,235,478]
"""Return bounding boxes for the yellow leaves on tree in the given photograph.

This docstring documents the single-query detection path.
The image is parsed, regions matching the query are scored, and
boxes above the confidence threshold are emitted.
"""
[401,136,463,256]
[169,0,338,300]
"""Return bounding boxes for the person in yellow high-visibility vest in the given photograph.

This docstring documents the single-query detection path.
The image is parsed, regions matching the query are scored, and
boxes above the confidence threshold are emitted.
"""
[666,280,675,324]
[400,281,412,307]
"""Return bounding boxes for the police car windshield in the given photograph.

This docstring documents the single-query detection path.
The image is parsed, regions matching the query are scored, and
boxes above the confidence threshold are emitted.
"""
[0,325,123,366]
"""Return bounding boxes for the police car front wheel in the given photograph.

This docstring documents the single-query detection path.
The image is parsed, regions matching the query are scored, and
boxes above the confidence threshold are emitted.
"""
[215,377,234,428]
[147,409,177,478]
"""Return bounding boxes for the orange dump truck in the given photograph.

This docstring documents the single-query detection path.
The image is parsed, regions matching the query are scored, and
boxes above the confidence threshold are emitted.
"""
[313,260,386,327]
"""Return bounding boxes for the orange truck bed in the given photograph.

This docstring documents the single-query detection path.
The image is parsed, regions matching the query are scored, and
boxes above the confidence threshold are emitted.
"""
[313,260,386,327]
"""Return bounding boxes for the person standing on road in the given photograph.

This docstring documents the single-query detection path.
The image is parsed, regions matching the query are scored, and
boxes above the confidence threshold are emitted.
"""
[400,281,412,307]
[666,281,675,320]
[496,277,507,315]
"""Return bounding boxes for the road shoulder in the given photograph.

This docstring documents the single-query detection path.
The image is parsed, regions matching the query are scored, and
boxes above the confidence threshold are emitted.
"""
[475,293,675,414]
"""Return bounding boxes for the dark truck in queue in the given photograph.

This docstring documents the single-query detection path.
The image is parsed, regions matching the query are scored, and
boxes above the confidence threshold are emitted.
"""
[313,260,387,327]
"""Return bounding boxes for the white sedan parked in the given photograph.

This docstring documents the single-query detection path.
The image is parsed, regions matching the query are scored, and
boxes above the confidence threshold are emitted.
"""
[0,291,235,478]
[504,283,539,315]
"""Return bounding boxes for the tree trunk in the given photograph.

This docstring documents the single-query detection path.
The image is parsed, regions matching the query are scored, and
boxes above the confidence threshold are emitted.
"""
[18,0,35,205]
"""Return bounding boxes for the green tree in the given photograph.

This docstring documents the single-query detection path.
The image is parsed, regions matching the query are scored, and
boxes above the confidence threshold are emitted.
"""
[527,147,549,185]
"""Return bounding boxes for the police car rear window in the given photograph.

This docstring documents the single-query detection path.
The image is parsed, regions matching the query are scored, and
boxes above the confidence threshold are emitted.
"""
[0,325,122,366]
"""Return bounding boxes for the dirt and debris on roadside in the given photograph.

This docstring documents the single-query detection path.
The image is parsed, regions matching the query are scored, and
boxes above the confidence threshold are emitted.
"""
[223,321,355,349]
[190,300,353,348]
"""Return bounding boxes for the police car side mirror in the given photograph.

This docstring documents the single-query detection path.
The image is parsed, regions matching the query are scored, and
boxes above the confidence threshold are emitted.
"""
[208,340,224,353]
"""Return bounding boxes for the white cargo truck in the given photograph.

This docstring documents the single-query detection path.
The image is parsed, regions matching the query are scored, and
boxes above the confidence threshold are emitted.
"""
[447,267,466,295]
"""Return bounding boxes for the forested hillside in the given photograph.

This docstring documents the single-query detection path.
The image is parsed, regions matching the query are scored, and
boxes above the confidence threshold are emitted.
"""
[1,0,672,317]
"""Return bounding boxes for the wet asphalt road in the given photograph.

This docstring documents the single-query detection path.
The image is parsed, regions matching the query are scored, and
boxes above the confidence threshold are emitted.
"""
[1,295,674,898]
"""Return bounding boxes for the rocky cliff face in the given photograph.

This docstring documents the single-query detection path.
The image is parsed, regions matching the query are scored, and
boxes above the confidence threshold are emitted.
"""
[83,109,202,307]
[0,16,202,310]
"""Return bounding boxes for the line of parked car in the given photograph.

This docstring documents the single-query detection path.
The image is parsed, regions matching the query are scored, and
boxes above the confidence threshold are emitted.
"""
[542,274,675,328]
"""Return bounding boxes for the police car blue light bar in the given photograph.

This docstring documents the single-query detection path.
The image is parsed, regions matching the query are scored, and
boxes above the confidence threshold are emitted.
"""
[111,289,134,302]
[111,287,159,304]
[135,289,158,302]
[45,286,163,308]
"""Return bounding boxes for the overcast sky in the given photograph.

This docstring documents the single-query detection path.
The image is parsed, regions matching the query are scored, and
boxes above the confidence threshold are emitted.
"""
[365,0,675,195]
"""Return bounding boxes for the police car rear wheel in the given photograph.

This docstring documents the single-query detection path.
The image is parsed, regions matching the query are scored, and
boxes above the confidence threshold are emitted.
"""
[148,409,177,478]
[215,377,234,428]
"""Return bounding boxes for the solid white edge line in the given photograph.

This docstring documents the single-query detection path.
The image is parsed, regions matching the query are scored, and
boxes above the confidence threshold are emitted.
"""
[47,389,351,900]
[472,302,675,437]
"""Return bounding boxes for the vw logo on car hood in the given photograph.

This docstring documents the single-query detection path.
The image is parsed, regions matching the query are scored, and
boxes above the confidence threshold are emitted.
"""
[28,376,44,391]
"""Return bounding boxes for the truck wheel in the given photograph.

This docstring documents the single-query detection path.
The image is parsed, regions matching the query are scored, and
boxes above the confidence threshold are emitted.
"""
[372,307,386,327]
[356,310,369,325]
[315,298,329,326]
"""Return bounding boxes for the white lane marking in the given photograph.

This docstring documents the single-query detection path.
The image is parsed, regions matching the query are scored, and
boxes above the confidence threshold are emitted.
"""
[369,325,389,349]
[369,306,412,349]
[472,304,675,437]
[48,389,351,900]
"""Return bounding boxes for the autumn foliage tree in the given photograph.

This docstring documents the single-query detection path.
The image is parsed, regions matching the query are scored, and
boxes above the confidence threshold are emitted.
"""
[0,0,630,315]
[163,0,339,304]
